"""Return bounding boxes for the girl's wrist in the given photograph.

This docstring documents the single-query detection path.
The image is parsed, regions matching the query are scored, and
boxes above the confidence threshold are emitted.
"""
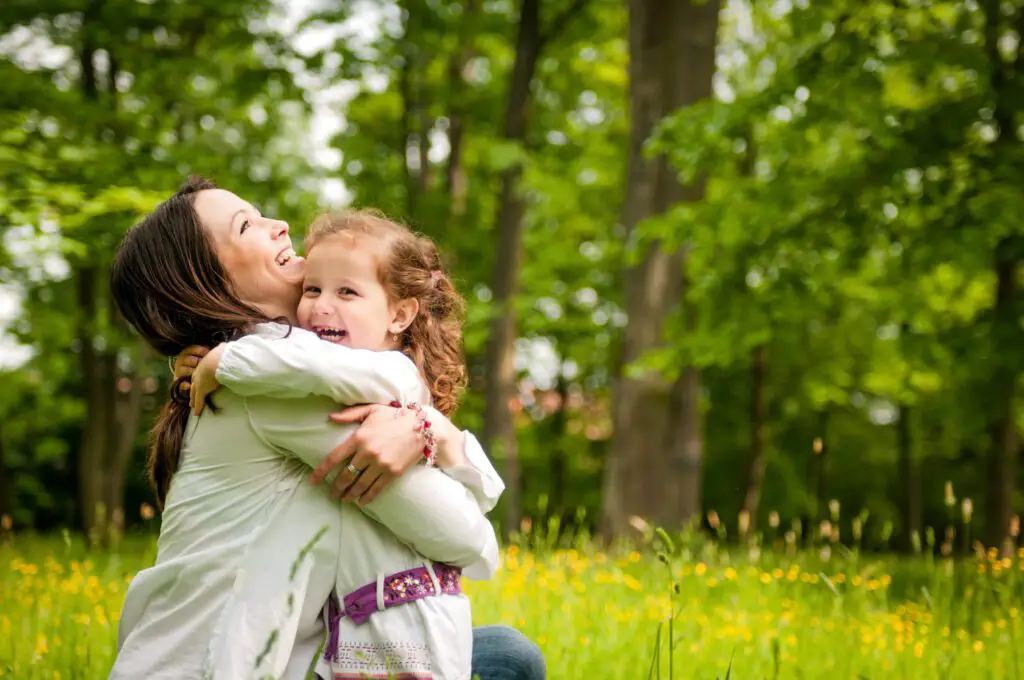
[389,401,452,467]
[430,411,466,468]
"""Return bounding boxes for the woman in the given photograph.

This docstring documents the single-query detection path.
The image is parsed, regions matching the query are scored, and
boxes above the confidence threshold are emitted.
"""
[108,178,544,679]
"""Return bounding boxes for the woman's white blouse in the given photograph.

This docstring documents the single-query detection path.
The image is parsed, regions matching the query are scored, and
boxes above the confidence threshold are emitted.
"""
[111,324,502,680]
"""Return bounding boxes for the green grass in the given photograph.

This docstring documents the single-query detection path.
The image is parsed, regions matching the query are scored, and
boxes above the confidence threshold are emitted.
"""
[0,527,1021,679]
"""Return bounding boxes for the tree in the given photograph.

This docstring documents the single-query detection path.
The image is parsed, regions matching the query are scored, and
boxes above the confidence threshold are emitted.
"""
[600,0,721,537]
[0,0,318,535]
[481,0,594,533]
[651,0,1024,547]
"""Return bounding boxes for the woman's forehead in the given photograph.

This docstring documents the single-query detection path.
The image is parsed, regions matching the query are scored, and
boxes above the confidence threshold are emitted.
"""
[194,189,251,234]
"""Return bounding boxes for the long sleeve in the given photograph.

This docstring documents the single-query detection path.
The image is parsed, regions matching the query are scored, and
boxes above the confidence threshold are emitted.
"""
[431,421,505,514]
[246,395,499,580]
[216,326,421,406]
[218,325,505,515]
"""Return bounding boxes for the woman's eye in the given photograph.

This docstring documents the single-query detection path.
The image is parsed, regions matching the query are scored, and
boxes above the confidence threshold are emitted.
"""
[240,219,250,234]
[302,286,320,296]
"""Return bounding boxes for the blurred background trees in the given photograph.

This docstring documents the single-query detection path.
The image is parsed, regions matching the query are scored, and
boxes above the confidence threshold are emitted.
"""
[1,0,1021,553]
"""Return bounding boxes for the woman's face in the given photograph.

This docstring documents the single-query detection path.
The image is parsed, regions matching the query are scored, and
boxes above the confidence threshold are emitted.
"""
[194,189,305,320]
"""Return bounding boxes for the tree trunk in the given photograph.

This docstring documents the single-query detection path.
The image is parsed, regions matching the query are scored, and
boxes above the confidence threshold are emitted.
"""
[896,402,922,552]
[482,0,544,536]
[418,111,433,193]
[740,344,768,527]
[985,245,1018,548]
[76,267,113,535]
[483,0,590,535]
[104,338,149,535]
[0,416,11,520]
[812,411,829,528]
[76,2,142,540]
[600,0,721,537]
[549,369,570,513]
[445,0,478,219]
[399,39,417,217]
[980,0,1022,550]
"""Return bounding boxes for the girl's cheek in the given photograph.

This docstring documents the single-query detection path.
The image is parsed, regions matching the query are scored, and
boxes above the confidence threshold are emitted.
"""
[296,299,313,329]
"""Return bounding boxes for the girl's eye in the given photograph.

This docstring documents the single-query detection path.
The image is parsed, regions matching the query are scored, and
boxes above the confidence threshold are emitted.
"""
[338,287,358,296]
[302,286,320,296]
[240,219,250,234]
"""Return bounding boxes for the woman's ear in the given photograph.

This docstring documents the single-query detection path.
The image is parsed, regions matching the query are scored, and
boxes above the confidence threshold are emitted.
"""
[388,298,420,335]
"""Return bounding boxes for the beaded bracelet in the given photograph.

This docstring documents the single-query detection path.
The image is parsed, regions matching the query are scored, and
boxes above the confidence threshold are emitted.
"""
[390,400,437,466]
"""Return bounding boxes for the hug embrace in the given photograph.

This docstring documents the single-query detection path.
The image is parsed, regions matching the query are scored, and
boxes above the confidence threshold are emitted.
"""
[107,178,545,680]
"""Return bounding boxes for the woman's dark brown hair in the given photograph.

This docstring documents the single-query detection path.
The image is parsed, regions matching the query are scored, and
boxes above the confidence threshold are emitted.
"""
[110,177,274,507]
[305,210,467,415]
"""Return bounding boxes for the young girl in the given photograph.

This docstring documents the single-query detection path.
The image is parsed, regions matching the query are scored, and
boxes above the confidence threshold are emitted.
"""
[188,210,489,680]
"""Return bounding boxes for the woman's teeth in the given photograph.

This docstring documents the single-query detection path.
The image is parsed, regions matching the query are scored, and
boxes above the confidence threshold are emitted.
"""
[276,248,296,266]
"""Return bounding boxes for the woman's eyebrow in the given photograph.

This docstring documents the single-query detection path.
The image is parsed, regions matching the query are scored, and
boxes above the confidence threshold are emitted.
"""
[230,209,247,229]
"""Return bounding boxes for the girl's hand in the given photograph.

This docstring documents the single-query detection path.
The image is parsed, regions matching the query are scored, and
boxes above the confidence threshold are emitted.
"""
[189,344,226,416]
[173,345,210,396]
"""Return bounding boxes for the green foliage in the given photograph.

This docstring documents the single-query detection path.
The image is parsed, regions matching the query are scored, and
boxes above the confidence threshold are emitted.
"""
[2,532,1023,677]
[0,0,1020,542]
[0,0,319,525]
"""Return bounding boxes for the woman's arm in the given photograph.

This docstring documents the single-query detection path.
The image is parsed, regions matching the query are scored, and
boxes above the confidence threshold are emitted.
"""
[324,404,505,512]
[247,395,499,579]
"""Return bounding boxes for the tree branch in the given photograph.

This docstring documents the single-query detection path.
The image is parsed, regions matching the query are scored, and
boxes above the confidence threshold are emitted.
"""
[538,0,590,50]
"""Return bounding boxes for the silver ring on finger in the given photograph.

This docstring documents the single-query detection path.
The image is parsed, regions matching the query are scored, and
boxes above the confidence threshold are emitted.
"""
[345,462,362,476]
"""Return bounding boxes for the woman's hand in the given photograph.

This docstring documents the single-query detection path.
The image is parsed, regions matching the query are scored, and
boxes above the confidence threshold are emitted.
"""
[311,404,419,504]
[189,344,226,416]
[311,404,469,505]
[172,345,210,396]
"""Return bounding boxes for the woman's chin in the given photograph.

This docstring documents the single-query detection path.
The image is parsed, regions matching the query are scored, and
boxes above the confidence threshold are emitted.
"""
[277,256,306,281]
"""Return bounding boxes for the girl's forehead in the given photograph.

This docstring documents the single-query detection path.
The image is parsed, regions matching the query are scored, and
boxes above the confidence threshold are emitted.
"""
[306,232,385,271]
[311,231,387,258]
[310,230,385,252]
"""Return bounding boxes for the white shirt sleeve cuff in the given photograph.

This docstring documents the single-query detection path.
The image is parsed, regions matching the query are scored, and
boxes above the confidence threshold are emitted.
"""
[440,431,504,514]
[461,531,500,581]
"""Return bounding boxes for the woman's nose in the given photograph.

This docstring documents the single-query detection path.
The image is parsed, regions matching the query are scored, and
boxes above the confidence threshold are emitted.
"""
[269,219,289,239]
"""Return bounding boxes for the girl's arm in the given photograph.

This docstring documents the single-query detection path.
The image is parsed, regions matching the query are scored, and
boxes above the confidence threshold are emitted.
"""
[193,327,505,511]
[197,326,421,406]
[246,394,499,580]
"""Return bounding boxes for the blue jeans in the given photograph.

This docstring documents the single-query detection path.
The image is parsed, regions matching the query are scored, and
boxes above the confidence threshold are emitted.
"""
[472,625,546,680]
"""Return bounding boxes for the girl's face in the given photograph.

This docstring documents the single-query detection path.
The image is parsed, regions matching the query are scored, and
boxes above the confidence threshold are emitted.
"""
[296,234,416,350]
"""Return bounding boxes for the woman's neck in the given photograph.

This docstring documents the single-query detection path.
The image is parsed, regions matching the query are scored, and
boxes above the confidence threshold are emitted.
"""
[252,301,298,325]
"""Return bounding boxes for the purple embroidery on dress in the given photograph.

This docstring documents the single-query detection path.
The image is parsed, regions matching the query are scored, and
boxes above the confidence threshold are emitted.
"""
[325,564,462,660]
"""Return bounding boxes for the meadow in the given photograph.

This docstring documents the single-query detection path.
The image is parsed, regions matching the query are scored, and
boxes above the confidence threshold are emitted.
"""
[0,523,1022,679]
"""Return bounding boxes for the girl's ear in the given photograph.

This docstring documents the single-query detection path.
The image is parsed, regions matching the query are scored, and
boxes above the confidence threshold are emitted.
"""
[388,298,420,335]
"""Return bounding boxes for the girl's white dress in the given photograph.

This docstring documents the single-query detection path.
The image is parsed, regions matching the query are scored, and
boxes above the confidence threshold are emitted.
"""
[111,323,502,680]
